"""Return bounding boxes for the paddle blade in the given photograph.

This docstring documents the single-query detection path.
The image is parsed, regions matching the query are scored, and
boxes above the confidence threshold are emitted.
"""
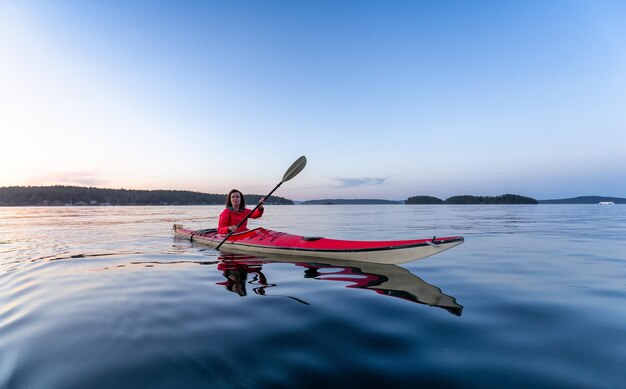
[282,155,307,182]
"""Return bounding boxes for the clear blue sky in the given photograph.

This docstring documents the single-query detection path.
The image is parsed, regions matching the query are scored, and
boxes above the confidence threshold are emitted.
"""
[1,0,625,201]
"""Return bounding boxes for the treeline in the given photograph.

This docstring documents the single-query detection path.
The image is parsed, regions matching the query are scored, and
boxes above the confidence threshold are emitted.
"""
[0,186,294,206]
[406,194,538,204]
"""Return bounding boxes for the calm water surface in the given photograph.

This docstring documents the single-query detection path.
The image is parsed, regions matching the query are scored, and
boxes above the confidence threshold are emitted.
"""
[1,205,625,388]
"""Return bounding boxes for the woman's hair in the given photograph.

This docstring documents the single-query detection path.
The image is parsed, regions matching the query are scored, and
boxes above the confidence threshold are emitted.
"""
[225,189,245,210]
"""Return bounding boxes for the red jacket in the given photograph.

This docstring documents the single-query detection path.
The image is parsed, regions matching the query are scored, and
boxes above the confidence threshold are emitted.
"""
[218,207,264,234]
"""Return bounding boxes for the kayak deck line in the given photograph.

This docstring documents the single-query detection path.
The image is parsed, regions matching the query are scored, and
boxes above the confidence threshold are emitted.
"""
[173,224,464,264]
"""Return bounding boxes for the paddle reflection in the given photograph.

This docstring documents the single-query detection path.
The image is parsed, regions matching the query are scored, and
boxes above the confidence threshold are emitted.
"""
[217,254,462,315]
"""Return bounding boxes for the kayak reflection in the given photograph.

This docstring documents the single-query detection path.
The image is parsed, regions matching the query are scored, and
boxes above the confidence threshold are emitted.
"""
[216,254,462,316]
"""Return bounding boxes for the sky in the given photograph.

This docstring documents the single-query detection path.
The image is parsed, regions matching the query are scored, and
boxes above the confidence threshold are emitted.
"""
[1,0,625,201]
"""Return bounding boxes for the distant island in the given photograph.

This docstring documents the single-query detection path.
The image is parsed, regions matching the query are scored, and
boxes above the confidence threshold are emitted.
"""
[301,199,402,205]
[406,194,538,204]
[538,196,626,204]
[0,186,293,206]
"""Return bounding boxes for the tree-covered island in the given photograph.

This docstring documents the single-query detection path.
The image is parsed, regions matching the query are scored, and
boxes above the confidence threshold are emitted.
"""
[0,186,293,206]
[406,194,538,204]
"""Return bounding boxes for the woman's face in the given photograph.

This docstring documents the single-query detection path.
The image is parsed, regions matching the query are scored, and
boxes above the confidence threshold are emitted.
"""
[230,192,242,209]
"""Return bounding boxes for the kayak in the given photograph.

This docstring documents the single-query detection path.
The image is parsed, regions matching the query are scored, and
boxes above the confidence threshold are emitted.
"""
[173,224,464,264]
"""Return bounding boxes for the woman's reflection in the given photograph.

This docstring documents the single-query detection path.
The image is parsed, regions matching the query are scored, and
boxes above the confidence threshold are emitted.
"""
[216,258,268,297]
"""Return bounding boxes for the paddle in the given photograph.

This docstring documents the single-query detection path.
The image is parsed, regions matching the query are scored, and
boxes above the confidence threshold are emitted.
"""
[215,155,307,250]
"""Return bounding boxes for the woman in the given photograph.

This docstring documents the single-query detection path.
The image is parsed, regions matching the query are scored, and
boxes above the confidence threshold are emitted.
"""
[218,189,265,234]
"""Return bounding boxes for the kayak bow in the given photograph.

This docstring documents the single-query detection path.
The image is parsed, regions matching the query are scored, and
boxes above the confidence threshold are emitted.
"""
[173,224,463,264]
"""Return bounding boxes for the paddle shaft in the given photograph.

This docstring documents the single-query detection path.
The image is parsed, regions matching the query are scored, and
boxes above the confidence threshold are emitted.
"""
[214,182,282,250]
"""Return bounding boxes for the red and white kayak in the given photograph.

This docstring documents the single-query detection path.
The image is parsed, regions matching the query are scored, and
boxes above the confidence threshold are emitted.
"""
[173,224,464,264]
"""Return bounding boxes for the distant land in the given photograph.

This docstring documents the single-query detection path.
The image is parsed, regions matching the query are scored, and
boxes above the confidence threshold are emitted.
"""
[301,199,402,205]
[0,186,293,206]
[1,186,624,206]
[538,196,626,204]
[301,195,539,205]
[406,194,538,204]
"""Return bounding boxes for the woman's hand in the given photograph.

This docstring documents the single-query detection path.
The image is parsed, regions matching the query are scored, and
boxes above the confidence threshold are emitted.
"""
[258,197,266,209]
[228,225,237,233]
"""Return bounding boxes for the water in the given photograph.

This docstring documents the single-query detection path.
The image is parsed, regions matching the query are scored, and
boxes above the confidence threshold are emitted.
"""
[1,205,625,388]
